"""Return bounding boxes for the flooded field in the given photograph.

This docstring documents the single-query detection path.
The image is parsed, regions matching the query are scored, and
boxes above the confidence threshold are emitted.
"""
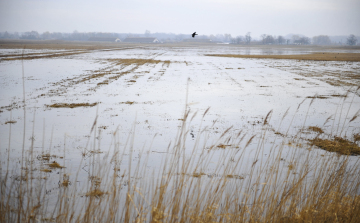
[1,42,360,222]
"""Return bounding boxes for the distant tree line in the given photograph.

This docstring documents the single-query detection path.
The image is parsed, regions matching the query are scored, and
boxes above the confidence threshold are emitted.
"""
[347,34,358,46]
[0,30,358,46]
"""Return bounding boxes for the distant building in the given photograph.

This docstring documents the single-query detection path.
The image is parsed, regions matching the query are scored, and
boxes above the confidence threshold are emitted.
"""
[182,38,212,43]
[88,37,121,42]
[123,37,159,43]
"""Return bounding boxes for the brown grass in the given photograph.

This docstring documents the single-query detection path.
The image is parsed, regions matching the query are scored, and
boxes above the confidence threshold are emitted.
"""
[120,101,135,105]
[4,120,17,124]
[61,174,70,187]
[306,95,329,99]
[2,111,360,222]
[310,136,360,155]
[217,144,231,149]
[206,53,360,62]
[47,161,65,169]
[108,58,171,66]
[39,154,51,161]
[308,126,324,134]
[191,172,206,178]
[226,174,244,179]
[48,102,97,108]
[354,133,360,142]
[85,189,107,198]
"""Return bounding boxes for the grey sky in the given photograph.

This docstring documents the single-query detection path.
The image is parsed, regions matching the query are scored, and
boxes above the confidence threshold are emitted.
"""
[1,0,359,37]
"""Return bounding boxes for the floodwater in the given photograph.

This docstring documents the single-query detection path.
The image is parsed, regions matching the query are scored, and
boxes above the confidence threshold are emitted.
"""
[1,45,360,204]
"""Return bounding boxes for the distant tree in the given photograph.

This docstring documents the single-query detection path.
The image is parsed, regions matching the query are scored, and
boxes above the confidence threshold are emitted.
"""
[21,31,39,39]
[52,32,63,39]
[260,34,275,44]
[293,36,310,45]
[264,35,275,44]
[42,31,51,39]
[277,36,285,44]
[312,35,331,45]
[235,36,243,44]
[216,34,224,41]
[13,32,19,39]
[347,34,358,46]
[209,34,216,41]
[245,32,251,44]
[224,34,232,42]
[300,37,310,44]
[260,34,267,44]
[145,30,151,37]
[3,31,10,39]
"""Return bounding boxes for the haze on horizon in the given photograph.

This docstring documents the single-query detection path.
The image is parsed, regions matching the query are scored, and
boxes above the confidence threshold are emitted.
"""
[0,0,359,38]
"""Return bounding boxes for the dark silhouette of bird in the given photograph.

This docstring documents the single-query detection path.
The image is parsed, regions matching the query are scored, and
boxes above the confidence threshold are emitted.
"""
[192,32,198,38]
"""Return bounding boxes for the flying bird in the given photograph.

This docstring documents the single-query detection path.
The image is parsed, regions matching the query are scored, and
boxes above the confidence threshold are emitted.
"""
[192,32,198,38]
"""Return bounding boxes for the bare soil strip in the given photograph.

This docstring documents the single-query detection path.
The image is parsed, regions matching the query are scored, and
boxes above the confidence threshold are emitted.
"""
[0,47,137,61]
[0,40,139,50]
[2,51,89,60]
[206,53,360,62]
[0,49,81,58]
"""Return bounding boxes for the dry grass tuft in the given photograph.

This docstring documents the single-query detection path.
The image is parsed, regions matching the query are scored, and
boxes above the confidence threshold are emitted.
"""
[120,101,135,105]
[47,161,65,169]
[48,103,97,108]
[108,58,171,66]
[61,174,70,187]
[226,174,244,179]
[39,154,51,161]
[217,144,231,149]
[354,133,360,142]
[306,95,329,99]
[5,120,17,124]
[308,126,324,134]
[310,136,360,155]
[288,163,295,170]
[85,189,107,198]
[192,172,206,178]
[89,150,103,154]
[331,94,347,98]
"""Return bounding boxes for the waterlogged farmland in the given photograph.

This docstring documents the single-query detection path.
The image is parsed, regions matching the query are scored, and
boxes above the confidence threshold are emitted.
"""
[1,43,360,222]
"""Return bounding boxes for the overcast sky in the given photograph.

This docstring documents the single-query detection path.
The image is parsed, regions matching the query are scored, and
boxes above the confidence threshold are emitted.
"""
[1,0,359,37]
